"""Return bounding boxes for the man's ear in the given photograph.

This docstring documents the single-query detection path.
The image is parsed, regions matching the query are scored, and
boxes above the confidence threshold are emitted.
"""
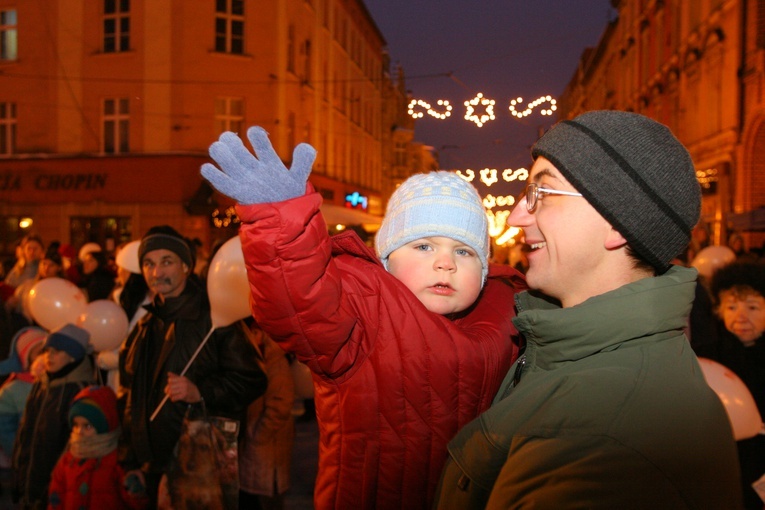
[605,227,628,250]
[182,263,189,274]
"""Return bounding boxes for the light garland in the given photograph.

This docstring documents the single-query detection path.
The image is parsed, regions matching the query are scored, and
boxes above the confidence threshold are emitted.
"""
[487,209,511,237]
[407,99,453,119]
[456,167,528,188]
[212,206,240,228]
[496,226,520,246]
[408,94,557,125]
[451,167,529,246]
[509,96,557,118]
[696,168,718,190]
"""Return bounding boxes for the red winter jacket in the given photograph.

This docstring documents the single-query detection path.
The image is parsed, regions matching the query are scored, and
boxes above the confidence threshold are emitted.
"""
[237,191,526,510]
[48,449,147,510]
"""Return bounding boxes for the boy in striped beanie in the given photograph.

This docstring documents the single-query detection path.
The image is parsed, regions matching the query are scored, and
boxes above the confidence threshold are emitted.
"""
[201,127,528,508]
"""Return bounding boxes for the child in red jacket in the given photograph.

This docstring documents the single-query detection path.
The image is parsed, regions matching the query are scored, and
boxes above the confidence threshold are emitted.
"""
[48,385,147,510]
[202,127,527,509]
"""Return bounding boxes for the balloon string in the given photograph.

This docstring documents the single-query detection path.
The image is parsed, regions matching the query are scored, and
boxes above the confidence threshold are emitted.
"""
[149,325,215,422]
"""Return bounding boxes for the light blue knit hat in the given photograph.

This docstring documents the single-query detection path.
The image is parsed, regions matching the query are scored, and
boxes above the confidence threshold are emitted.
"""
[375,171,489,283]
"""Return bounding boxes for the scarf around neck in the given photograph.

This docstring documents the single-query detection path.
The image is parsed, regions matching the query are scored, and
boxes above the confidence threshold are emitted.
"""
[69,427,120,459]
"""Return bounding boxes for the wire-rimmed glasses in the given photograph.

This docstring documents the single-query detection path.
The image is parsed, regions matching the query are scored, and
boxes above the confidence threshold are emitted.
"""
[521,182,583,212]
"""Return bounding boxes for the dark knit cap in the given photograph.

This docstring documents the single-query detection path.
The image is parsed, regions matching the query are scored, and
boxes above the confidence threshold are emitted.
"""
[69,385,120,434]
[43,323,90,361]
[532,110,700,272]
[138,225,195,269]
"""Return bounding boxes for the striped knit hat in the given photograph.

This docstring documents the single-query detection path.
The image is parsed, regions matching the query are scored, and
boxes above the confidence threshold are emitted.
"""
[532,110,700,272]
[69,385,119,434]
[16,327,46,371]
[0,326,46,375]
[375,171,489,283]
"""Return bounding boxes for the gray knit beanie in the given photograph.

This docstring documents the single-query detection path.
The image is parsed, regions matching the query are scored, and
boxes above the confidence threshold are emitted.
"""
[375,171,490,284]
[532,110,700,272]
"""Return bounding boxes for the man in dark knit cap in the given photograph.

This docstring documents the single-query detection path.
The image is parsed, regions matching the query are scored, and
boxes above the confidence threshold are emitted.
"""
[433,111,742,509]
[118,225,266,504]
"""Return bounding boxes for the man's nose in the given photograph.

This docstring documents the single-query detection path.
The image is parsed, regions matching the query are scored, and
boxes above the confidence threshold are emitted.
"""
[507,196,533,228]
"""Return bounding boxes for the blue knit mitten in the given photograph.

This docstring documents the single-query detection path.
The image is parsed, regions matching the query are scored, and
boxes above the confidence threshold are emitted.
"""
[201,126,317,205]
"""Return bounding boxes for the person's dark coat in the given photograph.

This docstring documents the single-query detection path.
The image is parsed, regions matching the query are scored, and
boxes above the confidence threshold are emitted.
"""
[12,356,94,507]
[119,276,266,477]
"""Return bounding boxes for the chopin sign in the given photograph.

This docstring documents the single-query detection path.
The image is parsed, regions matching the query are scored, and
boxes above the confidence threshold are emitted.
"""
[0,172,107,191]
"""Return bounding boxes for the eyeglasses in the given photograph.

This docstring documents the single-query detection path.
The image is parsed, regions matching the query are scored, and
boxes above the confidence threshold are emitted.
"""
[521,182,583,213]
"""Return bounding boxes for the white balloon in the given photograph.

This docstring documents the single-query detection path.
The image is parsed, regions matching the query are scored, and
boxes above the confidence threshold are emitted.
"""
[76,300,129,352]
[698,357,763,440]
[207,236,251,328]
[28,278,88,331]
[78,242,102,262]
[691,246,736,279]
[115,240,142,274]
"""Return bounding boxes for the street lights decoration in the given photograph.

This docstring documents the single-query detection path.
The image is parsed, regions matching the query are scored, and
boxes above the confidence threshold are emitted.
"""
[407,99,452,120]
[454,167,528,246]
[509,96,557,118]
[408,94,556,126]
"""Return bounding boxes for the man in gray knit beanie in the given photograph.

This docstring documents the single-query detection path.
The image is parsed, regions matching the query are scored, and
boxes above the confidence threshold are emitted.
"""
[433,110,742,509]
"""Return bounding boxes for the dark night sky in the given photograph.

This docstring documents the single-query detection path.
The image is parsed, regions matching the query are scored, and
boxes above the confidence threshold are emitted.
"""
[364,0,615,195]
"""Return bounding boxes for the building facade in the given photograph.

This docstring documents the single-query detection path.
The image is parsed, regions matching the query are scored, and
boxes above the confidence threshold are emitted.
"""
[0,0,415,258]
[560,0,765,251]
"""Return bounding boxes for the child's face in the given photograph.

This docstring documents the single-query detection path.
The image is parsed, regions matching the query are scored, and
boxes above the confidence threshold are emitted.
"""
[719,289,765,346]
[26,343,43,370]
[71,416,97,439]
[44,347,74,373]
[387,236,483,315]
[30,355,45,379]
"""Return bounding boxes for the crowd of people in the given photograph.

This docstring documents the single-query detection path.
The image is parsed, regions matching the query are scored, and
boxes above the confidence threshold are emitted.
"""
[0,109,763,509]
[0,230,295,510]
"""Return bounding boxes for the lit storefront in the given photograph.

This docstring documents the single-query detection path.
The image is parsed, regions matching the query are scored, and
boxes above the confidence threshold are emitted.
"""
[0,154,384,259]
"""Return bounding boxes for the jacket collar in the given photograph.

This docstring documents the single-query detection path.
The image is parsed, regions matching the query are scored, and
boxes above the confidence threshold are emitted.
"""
[330,230,381,265]
[512,265,698,370]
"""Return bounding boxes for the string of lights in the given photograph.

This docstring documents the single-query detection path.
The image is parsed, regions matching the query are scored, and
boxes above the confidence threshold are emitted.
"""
[409,94,557,126]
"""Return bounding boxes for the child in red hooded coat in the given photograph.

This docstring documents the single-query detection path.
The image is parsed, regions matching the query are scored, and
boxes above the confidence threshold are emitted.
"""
[48,385,147,510]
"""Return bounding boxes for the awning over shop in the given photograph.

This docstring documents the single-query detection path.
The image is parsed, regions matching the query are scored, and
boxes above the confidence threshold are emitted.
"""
[728,207,765,232]
[320,204,382,232]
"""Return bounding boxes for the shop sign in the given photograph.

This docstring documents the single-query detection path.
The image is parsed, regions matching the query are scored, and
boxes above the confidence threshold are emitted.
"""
[0,172,108,191]
[345,191,368,210]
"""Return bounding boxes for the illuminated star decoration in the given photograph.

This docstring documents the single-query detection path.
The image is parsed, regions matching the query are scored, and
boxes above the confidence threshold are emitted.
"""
[463,93,496,127]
